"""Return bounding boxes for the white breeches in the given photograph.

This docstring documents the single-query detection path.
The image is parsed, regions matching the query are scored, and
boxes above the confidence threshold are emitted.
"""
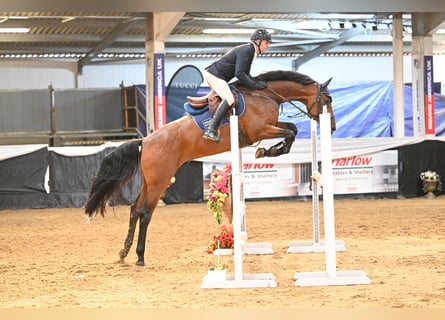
[204,70,235,105]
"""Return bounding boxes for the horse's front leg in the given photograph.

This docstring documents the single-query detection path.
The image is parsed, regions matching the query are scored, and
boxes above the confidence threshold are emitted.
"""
[255,122,297,158]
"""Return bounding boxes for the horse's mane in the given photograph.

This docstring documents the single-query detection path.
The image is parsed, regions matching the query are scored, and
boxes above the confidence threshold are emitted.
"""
[255,70,315,85]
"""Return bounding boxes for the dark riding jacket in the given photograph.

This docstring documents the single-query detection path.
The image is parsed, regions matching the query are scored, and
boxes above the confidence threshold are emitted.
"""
[205,42,260,90]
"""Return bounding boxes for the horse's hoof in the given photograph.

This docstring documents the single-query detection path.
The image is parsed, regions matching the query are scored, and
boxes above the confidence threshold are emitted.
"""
[135,260,145,267]
[255,148,266,158]
[118,249,127,260]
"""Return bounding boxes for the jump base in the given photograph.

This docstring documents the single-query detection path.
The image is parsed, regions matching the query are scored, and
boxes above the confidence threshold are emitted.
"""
[294,270,371,286]
[201,273,277,289]
[213,242,274,256]
[245,242,274,255]
[287,240,346,253]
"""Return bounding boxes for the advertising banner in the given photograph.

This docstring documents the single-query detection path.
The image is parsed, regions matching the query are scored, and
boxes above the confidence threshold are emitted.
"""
[331,150,398,194]
[166,65,203,122]
[203,162,298,199]
[154,53,166,130]
[424,55,435,135]
[411,55,423,136]
[242,163,298,198]
[298,150,399,196]
[203,150,398,199]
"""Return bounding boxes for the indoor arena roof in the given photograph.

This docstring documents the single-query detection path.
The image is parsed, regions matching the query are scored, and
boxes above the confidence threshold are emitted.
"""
[1,12,445,65]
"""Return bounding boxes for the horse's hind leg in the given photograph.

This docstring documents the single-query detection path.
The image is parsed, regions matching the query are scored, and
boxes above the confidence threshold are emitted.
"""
[118,203,139,262]
[119,192,153,266]
[255,122,297,158]
[135,199,154,266]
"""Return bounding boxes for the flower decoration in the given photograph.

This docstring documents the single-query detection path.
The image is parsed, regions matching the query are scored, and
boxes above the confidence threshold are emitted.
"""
[207,164,231,224]
[420,170,442,193]
[207,224,234,254]
[420,170,440,182]
[208,262,229,271]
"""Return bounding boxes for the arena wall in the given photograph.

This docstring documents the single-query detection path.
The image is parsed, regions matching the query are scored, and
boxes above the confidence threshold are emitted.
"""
[1,138,444,210]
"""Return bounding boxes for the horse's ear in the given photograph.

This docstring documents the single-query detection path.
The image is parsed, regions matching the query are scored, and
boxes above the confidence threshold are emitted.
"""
[322,77,333,88]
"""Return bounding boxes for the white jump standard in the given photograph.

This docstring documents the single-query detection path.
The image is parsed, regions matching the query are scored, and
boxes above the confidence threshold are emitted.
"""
[201,114,277,289]
[212,158,273,256]
[294,112,372,286]
[287,119,346,253]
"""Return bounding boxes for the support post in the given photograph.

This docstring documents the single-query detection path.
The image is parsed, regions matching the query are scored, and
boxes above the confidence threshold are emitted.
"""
[287,119,345,253]
[294,113,371,286]
[201,115,277,289]
[48,83,56,147]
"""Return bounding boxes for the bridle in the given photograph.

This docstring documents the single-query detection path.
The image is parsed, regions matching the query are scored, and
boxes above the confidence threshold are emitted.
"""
[265,83,332,121]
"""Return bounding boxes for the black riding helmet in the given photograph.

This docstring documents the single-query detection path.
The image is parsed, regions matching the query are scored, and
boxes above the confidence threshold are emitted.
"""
[250,28,272,42]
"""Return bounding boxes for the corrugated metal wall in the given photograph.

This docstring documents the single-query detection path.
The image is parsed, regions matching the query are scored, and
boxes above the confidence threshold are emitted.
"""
[0,88,123,133]
[0,89,51,133]
[0,61,76,89]
[54,89,123,131]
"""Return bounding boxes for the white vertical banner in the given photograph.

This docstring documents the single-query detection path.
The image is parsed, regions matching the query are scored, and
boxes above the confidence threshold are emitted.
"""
[411,53,424,136]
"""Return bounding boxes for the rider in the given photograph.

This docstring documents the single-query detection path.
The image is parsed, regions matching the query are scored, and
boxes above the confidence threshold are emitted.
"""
[202,28,272,142]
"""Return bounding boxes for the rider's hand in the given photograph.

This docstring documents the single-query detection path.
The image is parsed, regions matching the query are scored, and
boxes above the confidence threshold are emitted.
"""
[254,80,267,89]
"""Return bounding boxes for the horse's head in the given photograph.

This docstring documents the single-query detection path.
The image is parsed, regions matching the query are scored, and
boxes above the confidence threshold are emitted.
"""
[309,77,336,134]
[251,70,336,133]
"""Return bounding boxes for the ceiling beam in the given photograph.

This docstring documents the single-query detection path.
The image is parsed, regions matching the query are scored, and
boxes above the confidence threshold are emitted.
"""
[77,17,141,73]
[0,18,145,29]
[425,13,445,34]
[154,12,185,40]
[2,0,445,13]
[292,25,366,70]
[411,13,445,36]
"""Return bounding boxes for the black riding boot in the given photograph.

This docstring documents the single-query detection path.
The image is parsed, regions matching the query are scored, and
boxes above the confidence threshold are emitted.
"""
[203,99,231,142]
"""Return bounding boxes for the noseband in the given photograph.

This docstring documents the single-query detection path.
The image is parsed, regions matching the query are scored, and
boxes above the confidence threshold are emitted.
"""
[306,83,332,121]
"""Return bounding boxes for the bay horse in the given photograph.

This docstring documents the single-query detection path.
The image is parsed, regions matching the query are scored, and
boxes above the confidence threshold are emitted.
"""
[84,70,335,266]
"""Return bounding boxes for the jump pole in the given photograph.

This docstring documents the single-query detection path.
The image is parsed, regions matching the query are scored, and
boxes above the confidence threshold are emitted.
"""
[287,119,346,253]
[201,114,277,289]
[294,111,371,286]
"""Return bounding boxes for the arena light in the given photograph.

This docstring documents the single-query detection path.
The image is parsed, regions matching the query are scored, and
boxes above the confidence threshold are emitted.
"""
[196,17,239,21]
[203,28,274,34]
[8,16,29,20]
[203,28,256,34]
[0,27,30,33]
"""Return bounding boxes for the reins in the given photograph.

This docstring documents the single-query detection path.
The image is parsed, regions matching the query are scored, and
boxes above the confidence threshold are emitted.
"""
[236,80,332,122]
[265,83,324,121]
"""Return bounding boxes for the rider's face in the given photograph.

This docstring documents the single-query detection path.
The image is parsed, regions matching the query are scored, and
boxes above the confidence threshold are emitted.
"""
[259,40,270,53]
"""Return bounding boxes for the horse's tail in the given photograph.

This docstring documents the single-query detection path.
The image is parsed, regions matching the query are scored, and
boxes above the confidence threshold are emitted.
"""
[85,139,142,217]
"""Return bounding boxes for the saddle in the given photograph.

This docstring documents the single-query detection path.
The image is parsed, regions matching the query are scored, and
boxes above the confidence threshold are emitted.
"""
[186,89,239,115]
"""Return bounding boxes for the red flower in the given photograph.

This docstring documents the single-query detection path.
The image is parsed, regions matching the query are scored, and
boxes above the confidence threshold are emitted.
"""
[207,225,234,253]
